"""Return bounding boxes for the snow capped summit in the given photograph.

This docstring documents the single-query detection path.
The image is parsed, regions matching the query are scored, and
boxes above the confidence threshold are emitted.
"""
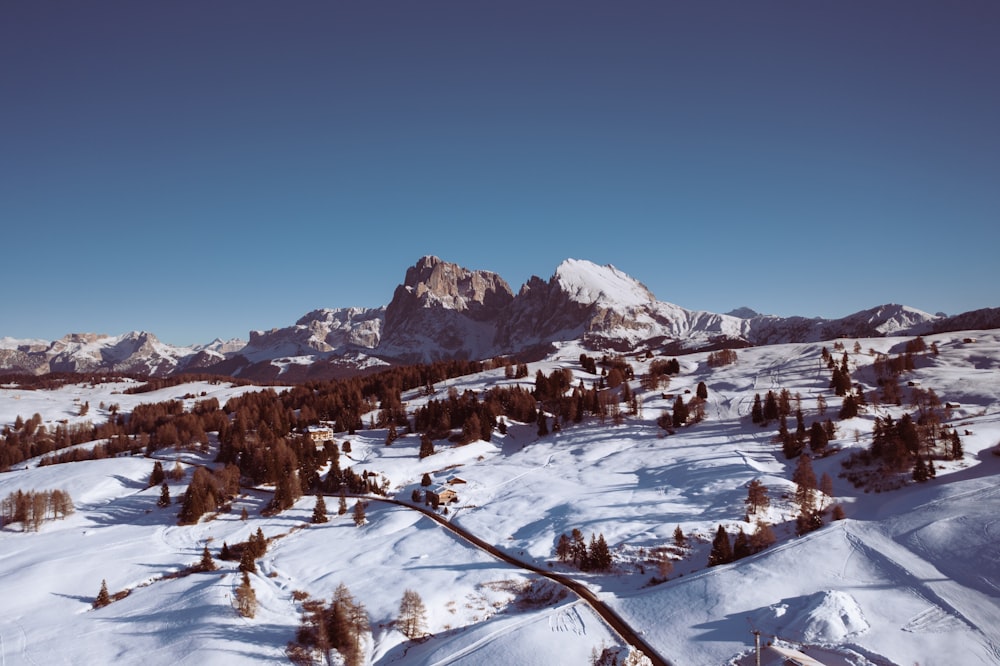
[846,303,937,335]
[553,259,656,308]
[0,331,193,376]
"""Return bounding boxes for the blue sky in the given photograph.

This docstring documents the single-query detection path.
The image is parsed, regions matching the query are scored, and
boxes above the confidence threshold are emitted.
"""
[2,2,998,346]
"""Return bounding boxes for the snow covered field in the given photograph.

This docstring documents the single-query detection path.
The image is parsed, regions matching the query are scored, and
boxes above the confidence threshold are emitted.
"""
[1,332,999,665]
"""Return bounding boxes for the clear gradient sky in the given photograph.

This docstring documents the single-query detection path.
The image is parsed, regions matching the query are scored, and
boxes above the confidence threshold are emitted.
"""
[2,2,998,346]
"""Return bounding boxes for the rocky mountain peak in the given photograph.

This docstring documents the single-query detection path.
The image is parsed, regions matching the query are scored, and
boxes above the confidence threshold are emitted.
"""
[1,255,994,380]
[381,257,515,362]
[399,255,514,313]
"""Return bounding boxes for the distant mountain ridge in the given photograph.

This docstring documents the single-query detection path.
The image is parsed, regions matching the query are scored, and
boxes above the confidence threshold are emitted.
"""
[2,256,998,380]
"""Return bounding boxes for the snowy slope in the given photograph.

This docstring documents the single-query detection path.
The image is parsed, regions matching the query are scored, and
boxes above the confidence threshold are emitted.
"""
[1,331,998,665]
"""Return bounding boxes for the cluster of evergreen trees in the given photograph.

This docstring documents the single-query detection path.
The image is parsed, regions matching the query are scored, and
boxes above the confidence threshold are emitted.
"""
[642,357,680,391]
[0,488,74,530]
[707,521,776,566]
[707,349,738,368]
[287,584,370,666]
[219,526,268,573]
[1,413,104,471]
[396,589,428,639]
[554,529,613,571]
[177,464,241,524]
[412,387,504,443]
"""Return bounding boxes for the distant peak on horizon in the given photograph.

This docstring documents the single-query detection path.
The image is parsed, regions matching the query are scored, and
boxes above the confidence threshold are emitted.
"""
[726,307,762,319]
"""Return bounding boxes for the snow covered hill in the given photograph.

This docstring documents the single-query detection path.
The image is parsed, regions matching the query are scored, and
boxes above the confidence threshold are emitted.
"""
[1,329,999,664]
[2,256,997,380]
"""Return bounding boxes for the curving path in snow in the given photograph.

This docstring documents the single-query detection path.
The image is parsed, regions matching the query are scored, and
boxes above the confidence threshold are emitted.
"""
[342,493,672,666]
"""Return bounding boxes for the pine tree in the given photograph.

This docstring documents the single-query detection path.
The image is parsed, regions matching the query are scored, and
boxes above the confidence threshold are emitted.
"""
[696,381,708,400]
[733,528,751,560]
[950,431,963,460]
[352,501,366,527]
[397,589,428,639]
[589,533,612,571]
[780,416,801,459]
[94,579,111,608]
[149,461,165,487]
[419,435,435,459]
[809,421,829,454]
[197,544,217,572]
[913,455,929,482]
[672,395,689,428]
[556,533,573,562]
[744,479,769,515]
[312,494,329,524]
[236,571,257,618]
[708,525,733,566]
[751,393,764,424]
[240,506,248,521]
[157,482,171,507]
[338,490,348,515]
[571,528,588,569]
[819,472,834,505]
[239,545,257,573]
[420,473,432,487]
[839,394,858,419]
[763,390,779,422]
[793,454,818,514]
[749,520,776,553]
[672,525,687,549]
[329,583,369,666]
[537,411,549,437]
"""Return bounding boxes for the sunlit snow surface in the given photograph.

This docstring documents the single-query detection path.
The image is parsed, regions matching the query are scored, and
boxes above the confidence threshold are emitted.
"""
[1,333,999,665]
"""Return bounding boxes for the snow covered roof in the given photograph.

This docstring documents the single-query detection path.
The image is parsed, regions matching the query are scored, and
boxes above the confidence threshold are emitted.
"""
[763,644,828,666]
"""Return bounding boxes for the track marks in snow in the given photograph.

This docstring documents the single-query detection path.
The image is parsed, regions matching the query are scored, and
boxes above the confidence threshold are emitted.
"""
[548,602,586,635]
[426,608,556,666]
[902,606,968,633]
[845,531,974,633]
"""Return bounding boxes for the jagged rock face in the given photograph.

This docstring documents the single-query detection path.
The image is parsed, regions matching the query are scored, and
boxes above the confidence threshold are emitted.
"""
[495,274,593,352]
[296,308,383,350]
[1,256,992,381]
[242,308,384,362]
[389,256,514,321]
[380,256,514,362]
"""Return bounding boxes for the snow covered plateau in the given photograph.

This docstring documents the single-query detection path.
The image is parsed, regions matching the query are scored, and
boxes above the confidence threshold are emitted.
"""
[1,327,999,665]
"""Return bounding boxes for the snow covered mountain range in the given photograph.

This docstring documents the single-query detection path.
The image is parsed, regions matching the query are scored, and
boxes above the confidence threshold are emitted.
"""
[3,256,998,380]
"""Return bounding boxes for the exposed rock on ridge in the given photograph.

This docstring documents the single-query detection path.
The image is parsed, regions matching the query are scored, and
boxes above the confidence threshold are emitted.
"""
[2,255,995,381]
[380,255,514,362]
